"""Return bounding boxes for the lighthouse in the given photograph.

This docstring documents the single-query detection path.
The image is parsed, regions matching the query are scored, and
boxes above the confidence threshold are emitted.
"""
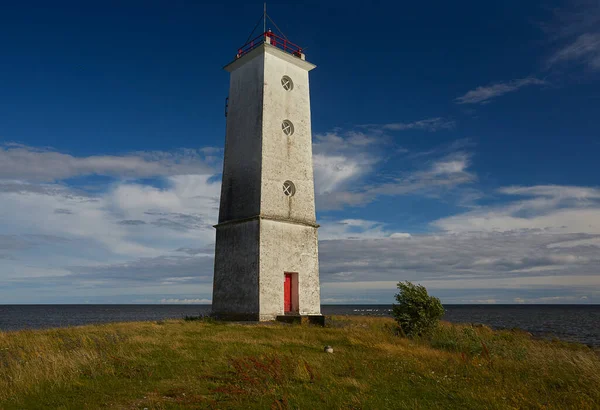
[212,28,323,323]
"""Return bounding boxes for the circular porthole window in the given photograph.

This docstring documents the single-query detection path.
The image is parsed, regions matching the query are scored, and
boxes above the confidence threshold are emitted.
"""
[281,120,294,136]
[283,180,296,197]
[281,76,293,91]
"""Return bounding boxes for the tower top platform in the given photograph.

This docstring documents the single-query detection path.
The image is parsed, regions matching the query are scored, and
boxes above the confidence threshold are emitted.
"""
[224,39,316,73]
[231,30,309,63]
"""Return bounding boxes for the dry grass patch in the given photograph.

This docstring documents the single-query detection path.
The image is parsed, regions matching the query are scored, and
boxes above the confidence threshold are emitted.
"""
[0,316,599,409]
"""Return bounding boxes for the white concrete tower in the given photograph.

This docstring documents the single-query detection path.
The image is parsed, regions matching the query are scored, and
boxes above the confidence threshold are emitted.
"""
[212,31,323,323]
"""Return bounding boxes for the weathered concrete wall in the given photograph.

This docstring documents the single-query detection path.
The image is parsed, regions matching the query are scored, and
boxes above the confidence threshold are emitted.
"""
[212,220,260,320]
[261,46,317,225]
[259,219,321,320]
[218,50,264,223]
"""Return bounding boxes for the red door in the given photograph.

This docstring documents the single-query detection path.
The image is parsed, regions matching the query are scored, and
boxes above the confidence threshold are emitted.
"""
[284,273,292,313]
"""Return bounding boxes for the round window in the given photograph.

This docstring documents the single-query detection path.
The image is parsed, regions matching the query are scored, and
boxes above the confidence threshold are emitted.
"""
[281,120,294,136]
[283,180,296,197]
[281,76,293,91]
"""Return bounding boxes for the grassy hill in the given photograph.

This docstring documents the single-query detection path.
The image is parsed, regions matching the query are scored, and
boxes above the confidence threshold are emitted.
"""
[1,316,599,409]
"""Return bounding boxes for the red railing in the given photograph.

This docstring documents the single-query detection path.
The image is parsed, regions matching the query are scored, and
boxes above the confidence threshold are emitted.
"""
[237,31,303,59]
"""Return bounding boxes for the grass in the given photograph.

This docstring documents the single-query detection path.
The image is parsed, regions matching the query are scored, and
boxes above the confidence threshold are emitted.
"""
[0,316,599,409]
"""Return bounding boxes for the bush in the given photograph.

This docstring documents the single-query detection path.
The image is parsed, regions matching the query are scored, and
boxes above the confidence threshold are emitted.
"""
[392,281,444,337]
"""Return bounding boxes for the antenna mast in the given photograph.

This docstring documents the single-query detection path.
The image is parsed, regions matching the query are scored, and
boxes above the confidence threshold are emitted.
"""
[263,3,267,33]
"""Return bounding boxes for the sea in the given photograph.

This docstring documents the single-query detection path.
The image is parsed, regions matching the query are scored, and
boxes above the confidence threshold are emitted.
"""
[0,304,598,347]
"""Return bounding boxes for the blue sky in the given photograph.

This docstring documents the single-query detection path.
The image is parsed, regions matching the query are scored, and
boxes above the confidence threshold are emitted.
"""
[1,0,600,304]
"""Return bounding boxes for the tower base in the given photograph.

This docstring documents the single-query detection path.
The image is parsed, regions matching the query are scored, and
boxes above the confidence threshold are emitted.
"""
[275,315,325,326]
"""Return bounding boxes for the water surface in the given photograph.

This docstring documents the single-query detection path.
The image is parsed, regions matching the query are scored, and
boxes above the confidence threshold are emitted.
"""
[1,304,598,346]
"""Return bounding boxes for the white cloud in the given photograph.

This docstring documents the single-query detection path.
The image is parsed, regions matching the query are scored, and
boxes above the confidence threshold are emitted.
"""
[0,143,216,182]
[434,184,600,234]
[549,33,600,70]
[547,237,600,248]
[312,131,381,196]
[0,175,220,276]
[319,219,391,240]
[378,117,456,132]
[544,1,600,71]
[455,77,546,104]
[313,154,368,195]
[61,254,215,285]
[499,185,600,199]
[313,130,476,210]
[312,130,384,210]
[389,233,411,239]
[367,152,476,197]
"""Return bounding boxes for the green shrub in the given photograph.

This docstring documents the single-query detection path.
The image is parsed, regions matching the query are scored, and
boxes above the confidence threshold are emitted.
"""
[392,281,444,337]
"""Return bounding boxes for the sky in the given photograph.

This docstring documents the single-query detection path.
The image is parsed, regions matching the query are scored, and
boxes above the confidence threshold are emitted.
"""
[1,0,600,304]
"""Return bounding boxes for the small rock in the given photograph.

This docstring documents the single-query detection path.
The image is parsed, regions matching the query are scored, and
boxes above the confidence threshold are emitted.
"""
[324,345,333,353]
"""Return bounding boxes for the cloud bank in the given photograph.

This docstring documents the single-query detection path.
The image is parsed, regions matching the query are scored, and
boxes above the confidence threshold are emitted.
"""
[0,143,217,182]
[1,134,599,304]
